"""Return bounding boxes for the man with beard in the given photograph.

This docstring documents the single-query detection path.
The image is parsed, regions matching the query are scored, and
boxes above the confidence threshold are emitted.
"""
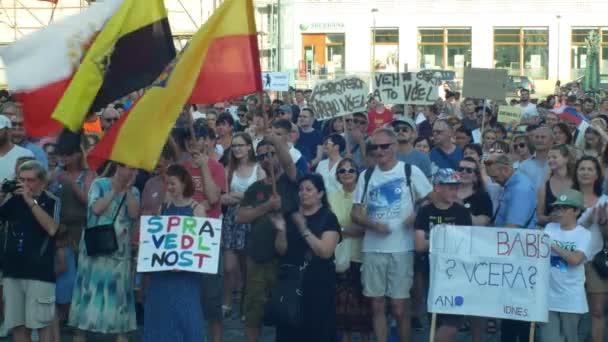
[392,117,432,177]
[0,115,33,181]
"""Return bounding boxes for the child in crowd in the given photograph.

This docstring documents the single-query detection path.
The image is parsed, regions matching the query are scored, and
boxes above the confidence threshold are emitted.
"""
[542,189,592,342]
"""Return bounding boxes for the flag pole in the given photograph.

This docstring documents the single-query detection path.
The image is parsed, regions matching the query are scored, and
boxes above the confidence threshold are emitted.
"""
[429,313,437,342]
[529,322,536,342]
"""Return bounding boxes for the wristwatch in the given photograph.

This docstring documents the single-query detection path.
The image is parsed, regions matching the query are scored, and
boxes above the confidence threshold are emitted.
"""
[29,199,39,208]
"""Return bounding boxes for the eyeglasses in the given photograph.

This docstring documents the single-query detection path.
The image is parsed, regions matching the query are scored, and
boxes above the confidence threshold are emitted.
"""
[256,151,275,161]
[18,177,38,183]
[232,143,248,149]
[10,121,23,128]
[458,167,477,174]
[344,118,353,123]
[338,168,356,174]
[514,143,527,150]
[237,113,245,117]
[353,119,367,125]
[393,126,410,133]
[432,129,444,135]
[368,143,392,151]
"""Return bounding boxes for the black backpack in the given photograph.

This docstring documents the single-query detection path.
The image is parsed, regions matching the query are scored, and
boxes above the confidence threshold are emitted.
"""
[361,163,415,205]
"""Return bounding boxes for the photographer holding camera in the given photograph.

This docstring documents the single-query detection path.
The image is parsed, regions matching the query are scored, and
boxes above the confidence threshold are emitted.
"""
[0,160,60,342]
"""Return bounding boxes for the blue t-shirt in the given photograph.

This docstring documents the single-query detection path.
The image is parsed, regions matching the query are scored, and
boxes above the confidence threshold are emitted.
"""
[397,150,432,178]
[494,171,537,228]
[297,129,323,162]
[430,146,464,170]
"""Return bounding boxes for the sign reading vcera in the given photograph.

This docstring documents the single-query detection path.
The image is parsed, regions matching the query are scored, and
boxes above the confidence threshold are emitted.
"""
[308,76,368,120]
[371,72,439,105]
[428,225,550,322]
[137,215,222,274]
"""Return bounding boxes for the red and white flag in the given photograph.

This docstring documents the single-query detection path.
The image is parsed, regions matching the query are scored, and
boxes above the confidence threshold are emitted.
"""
[0,0,123,137]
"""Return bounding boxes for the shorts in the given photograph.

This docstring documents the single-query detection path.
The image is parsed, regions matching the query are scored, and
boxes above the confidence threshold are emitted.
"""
[361,252,414,299]
[244,257,278,328]
[585,263,608,294]
[3,278,55,330]
[200,257,224,321]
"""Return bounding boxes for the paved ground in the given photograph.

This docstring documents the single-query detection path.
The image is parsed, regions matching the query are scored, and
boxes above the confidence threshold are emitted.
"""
[1,311,601,341]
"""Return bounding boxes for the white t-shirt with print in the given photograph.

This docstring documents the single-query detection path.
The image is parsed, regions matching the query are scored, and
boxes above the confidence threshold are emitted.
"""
[353,161,432,253]
[0,145,34,181]
[545,222,592,314]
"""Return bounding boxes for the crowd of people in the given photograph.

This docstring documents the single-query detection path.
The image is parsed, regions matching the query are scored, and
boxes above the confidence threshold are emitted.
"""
[1,83,608,342]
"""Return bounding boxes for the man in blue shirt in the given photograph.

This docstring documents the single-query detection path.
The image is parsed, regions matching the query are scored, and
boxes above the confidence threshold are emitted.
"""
[392,117,432,177]
[484,152,536,342]
[6,106,48,170]
[430,119,463,170]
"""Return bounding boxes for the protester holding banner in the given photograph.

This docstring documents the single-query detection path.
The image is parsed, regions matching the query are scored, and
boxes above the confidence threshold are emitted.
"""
[271,173,340,342]
[69,163,140,342]
[235,136,299,342]
[541,189,592,342]
[143,164,207,342]
[536,144,576,226]
[220,132,264,318]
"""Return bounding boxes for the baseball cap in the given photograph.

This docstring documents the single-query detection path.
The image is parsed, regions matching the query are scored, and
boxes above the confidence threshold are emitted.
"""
[0,115,11,129]
[551,189,584,209]
[433,168,461,185]
[390,117,416,129]
[279,105,293,114]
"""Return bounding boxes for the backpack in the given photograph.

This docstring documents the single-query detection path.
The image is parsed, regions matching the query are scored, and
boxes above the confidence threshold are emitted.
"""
[361,163,415,205]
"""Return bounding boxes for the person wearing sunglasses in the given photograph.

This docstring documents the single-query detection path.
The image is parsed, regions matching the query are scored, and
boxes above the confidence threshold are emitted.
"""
[457,157,492,226]
[542,189,592,342]
[392,117,432,178]
[235,136,298,342]
[328,158,372,342]
[351,128,432,342]
[234,105,249,133]
[511,135,534,169]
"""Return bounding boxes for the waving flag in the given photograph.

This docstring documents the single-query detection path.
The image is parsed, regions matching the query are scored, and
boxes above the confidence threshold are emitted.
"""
[88,0,262,171]
[0,0,175,137]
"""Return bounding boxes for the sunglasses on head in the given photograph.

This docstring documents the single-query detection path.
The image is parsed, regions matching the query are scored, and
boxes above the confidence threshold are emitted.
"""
[489,148,504,154]
[256,151,275,161]
[338,168,356,175]
[458,167,477,174]
[368,143,392,151]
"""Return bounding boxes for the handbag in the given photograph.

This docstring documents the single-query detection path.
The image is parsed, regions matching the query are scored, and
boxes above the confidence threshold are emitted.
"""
[263,260,309,328]
[84,194,126,257]
[593,240,608,279]
[334,236,351,273]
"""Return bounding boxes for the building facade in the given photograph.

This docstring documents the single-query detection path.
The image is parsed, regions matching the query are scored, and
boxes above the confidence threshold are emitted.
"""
[275,0,608,88]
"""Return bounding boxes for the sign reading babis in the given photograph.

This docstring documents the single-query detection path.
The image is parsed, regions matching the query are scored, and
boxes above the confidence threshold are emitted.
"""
[428,225,551,322]
[137,215,222,274]
[371,72,439,105]
[308,76,368,120]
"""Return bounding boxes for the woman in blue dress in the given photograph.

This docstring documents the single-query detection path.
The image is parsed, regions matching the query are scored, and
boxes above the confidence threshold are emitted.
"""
[143,164,207,342]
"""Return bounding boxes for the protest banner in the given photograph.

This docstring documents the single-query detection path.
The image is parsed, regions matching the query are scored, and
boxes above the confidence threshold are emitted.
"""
[308,76,368,120]
[497,105,523,124]
[262,71,289,91]
[137,215,222,274]
[371,72,439,105]
[462,68,508,100]
[428,225,550,323]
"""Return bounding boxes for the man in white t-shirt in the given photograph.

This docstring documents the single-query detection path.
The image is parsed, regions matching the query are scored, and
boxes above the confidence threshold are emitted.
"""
[519,89,539,124]
[0,115,34,182]
[351,128,432,342]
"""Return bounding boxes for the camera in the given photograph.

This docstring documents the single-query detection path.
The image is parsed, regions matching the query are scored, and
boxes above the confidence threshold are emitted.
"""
[1,179,18,194]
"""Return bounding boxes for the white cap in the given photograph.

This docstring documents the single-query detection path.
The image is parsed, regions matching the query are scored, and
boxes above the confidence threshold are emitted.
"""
[0,115,11,129]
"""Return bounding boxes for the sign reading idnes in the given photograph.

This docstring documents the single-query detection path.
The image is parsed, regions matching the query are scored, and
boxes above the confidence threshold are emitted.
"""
[428,225,551,322]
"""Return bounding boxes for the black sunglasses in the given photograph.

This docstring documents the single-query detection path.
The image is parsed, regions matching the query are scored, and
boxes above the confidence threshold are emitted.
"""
[368,143,392,151]
[256,151,275,161]
[458,167,476,174]
[514,143,527,149]
[393,126,410,133]
[338,168,356,174]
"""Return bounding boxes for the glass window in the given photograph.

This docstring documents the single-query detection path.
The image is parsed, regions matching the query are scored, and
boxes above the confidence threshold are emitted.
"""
[418,27,471,78]
[571,27,608,79]
[372,28,399,72]
[493,27,548,80]
[325,33,345,75]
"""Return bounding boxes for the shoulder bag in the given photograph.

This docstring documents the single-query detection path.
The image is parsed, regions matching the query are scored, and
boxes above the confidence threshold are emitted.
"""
[593,239,608,279]
[84,194,126,257]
